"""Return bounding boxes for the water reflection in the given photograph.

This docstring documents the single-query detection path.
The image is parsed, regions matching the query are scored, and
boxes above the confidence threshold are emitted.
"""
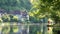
[0,23,59,34]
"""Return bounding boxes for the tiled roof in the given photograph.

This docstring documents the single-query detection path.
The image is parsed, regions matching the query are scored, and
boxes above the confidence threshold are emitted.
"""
[0,9,5,13]
[9,10,21,15]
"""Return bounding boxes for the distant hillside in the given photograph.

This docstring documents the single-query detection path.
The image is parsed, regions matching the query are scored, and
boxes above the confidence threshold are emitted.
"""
[0,0,32,13]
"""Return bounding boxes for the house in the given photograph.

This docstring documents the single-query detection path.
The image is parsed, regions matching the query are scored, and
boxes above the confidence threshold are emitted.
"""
[0,9,5,18]
[9,10,29,22]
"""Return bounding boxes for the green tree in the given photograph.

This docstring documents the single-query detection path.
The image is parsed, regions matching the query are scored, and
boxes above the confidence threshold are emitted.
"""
[29,0,60,23]
[29,0,60,34]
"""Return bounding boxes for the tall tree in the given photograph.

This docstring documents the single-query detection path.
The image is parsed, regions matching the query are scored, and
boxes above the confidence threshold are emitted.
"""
[29,0,60,23]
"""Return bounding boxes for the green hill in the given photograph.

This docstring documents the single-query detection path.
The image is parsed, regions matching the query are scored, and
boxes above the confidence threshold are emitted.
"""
[0,0,32,13]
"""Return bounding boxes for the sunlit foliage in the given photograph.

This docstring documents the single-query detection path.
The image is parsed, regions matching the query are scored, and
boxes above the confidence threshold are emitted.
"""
[29,0,60,23]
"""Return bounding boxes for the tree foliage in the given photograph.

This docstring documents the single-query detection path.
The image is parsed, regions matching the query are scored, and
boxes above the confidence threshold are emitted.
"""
[0,0,32,12]
[29,0,60,23]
